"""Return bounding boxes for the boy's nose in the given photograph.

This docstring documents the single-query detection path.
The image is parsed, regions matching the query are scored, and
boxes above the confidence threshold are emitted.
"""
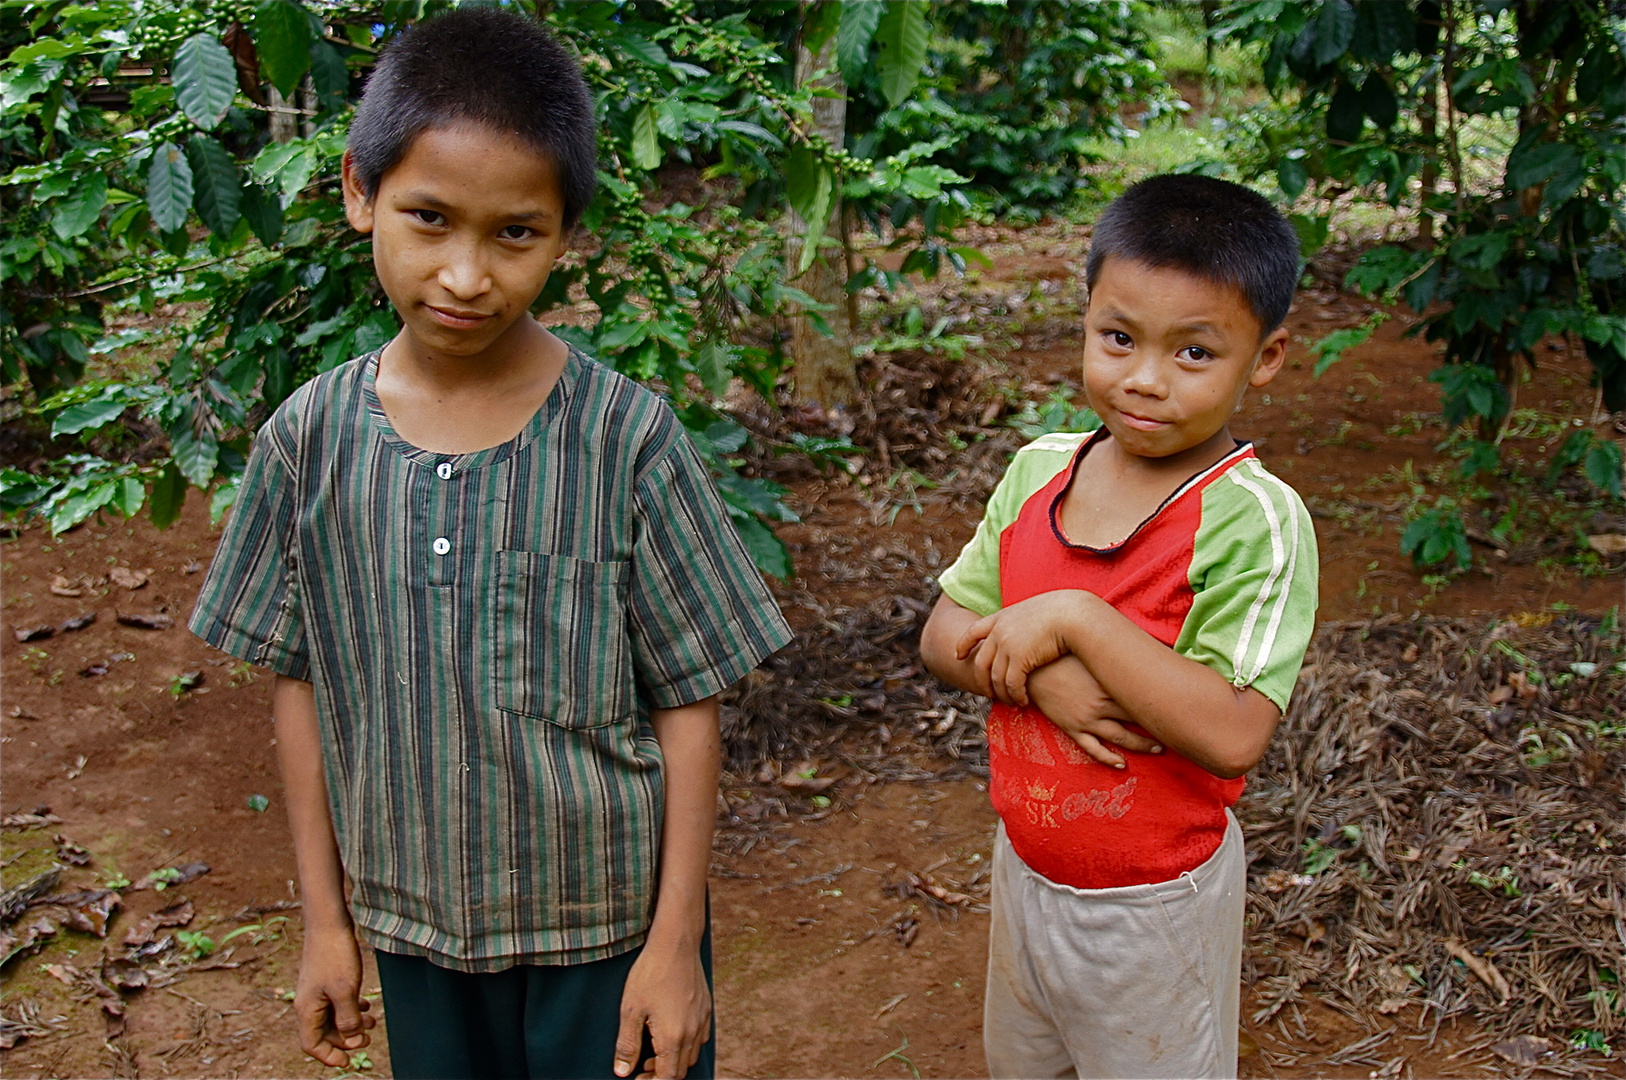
[437,242,493,300]
[1121,356,1168,397]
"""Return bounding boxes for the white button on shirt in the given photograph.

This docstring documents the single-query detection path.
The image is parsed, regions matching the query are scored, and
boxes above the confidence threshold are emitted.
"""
[437,462,453,480]
[433,537,451,555]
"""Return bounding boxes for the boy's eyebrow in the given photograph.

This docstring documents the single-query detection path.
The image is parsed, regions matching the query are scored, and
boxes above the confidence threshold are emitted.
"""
[1167,320,1227,338]
[1095,306,1230,340]
[398,191,559,223]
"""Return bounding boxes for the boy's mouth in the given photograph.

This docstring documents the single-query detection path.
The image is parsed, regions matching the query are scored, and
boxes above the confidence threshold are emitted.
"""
[1117,410,1171,431]
[426,305,493,329]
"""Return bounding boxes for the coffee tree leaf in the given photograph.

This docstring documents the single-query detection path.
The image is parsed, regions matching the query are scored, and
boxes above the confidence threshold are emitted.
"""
[172,33,237,129]
[253,0,312,98]
[185,135,242,236]
[145,142,194,233]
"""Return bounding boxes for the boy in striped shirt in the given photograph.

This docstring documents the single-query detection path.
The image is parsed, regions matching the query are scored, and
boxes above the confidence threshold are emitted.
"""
[921,174,1318,1079]
[190,10,789,1079]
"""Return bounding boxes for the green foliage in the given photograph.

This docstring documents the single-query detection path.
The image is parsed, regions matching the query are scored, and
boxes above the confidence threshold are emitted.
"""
[174,929,214,960]
[1226,0,1624,426]
[1549,430,1624,500]
[1400,502,1472,571]
[1223,0,1624,573]
[910,1,1170,216]
[1310,311,1386,376]
[4,1,1010,572]
[0,3,1180,572]
[1009,390,1102,440]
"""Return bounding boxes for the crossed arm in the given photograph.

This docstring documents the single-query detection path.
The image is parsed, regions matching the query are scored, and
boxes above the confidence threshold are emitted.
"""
[920,591,1282,779]
[272,676,717,1079]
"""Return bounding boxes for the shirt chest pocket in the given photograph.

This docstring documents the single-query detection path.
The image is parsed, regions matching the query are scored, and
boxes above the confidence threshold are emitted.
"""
[493,551,634,729]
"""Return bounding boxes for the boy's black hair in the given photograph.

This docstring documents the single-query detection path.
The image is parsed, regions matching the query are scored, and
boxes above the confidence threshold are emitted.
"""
[347,7,597,230]
[1084,175,1300,334]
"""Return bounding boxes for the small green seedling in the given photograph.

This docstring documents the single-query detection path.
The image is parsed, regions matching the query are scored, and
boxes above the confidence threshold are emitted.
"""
[167,671,203,698]
[1570,1028,1612,1056]
[149,866,183,891]
[175,930,214,960]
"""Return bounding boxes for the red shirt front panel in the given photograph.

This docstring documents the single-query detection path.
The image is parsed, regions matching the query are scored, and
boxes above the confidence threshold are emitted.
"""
[988,436,1247,888]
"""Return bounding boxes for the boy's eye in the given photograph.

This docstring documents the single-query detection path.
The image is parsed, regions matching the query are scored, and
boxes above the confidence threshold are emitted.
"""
[411,209,445,226]
[1106,331,1133,348]
[1181,346,1213,362]
[500,225,534,240]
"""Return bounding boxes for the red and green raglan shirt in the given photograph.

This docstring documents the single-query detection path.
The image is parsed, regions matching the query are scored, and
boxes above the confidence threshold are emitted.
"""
[939,429,1318,889]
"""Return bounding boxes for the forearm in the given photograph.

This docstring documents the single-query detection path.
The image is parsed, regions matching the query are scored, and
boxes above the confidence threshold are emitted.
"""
[1058,593,1280,778]
[272,675,352,934]
[921,594,993,696]
[647,696,720,950]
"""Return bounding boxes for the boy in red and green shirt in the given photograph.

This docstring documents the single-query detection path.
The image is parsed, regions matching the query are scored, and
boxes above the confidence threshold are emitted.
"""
[922,175,1318,1079]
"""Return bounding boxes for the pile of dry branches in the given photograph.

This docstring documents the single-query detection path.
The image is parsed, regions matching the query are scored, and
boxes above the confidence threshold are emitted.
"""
[1241,614,1624,1050]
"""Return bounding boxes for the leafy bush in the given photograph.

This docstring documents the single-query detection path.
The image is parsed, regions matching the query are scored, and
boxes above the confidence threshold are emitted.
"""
[0,1,987,573]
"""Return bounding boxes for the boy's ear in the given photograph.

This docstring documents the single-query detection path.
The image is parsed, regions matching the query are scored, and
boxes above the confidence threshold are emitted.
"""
[340,152,375,234]
[1249,326,1289,388]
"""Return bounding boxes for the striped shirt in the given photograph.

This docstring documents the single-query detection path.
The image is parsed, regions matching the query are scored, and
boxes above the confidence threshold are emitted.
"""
[190,347,792,969]
[938,429,1317,887]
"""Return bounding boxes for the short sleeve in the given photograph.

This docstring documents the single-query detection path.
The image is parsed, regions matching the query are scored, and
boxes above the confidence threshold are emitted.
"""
[188,422,310,679]
[938,432,1088,617]
[1174,459,1318,712]
[626,430,793,709]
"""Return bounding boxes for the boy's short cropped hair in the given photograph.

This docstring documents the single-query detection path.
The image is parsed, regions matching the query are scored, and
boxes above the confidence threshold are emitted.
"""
[347,6,598,230]
[1084,174,1301,335]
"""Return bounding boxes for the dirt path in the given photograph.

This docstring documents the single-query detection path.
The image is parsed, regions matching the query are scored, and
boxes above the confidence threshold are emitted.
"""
[4,224,1620,1078]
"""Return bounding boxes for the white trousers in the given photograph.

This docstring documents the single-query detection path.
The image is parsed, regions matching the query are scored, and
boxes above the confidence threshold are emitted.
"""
[983,811,1245,1079]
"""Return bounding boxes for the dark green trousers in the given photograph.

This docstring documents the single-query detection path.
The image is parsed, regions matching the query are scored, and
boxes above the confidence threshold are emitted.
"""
[374,924,715,1080]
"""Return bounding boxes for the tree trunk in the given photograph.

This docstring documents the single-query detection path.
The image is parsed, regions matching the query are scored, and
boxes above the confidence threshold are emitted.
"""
[786,2,855,409]
[1416,63,1439,243]
[267,84,297,144]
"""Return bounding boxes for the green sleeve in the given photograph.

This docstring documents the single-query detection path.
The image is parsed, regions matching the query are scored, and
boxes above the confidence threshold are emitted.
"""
[937,432,1087,617]
[1174,458,1319,712]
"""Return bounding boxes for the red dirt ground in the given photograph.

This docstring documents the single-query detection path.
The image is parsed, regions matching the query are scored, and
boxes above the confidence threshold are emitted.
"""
[3,228,1620,1078]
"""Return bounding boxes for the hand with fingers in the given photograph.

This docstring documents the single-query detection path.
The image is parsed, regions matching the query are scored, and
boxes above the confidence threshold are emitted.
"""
[955,590,1094,707]
[613,942,711,1079]
[294,924,375,1068]
[1026,655,1162,768]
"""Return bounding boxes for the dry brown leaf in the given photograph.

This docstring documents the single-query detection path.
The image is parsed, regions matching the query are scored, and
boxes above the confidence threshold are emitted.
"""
[1586,533,1626,556]
[59,611,96,632]
[1507,671,1539,700]
[48,574,82,597]
[41,963,78,986]
[1491,1034,1550,1066]
[100,957,149,991]
[49,888,120,937]
[906,871,976,907]
[13,624,55,642]
[873,993,907,1020]
[1,811,62,830]
[114,610,173,630]
[107,566,149,590]
[1487,683,1513,705]
[1444,938,1510,1001]
[122,899,195,947]
[777,763,837,793]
